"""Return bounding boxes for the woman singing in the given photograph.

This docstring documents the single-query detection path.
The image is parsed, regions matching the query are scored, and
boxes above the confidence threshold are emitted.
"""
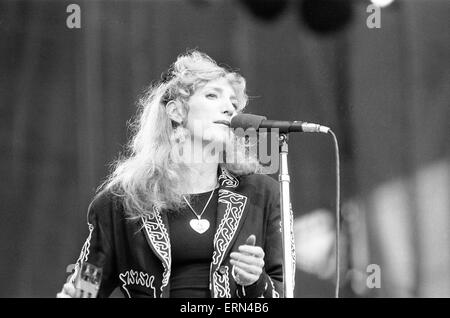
[57,50,283,298]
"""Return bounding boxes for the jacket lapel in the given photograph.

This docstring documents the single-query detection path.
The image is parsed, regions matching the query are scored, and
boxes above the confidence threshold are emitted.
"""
[140,207,171,298]
[210,166,250,297]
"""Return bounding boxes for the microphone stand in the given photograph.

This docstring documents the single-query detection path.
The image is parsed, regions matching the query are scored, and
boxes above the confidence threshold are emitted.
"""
[278,133,295,298]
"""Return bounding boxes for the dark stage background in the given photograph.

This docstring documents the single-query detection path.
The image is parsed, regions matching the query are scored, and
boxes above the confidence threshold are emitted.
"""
[1,0,449,297]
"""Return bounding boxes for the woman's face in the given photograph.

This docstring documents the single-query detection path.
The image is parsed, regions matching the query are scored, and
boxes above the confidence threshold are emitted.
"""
[185,77,239,145]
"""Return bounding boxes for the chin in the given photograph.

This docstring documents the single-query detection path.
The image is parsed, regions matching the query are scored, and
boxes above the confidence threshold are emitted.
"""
[201,136,226,147]
[203,127,232,144]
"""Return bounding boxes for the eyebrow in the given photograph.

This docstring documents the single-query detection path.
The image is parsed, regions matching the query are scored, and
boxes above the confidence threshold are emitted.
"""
[204,86,237,101]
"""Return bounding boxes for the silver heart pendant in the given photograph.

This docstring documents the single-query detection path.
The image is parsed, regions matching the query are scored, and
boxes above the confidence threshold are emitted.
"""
[189,219,210,234]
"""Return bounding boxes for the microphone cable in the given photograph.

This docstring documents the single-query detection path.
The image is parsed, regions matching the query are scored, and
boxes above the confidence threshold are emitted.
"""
[328,130,341,298]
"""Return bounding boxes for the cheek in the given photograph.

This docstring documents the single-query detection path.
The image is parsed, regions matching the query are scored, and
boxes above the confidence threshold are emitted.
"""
[186,110,214,130]
[186,117,208,133]
[186,105,206,126]
[189,97,219,117]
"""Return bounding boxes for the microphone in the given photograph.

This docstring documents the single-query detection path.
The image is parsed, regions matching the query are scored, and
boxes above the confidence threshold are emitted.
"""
[230,113,330,134]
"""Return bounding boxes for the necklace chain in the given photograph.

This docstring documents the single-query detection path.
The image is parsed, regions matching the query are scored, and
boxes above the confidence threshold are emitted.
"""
[183,188,216,219]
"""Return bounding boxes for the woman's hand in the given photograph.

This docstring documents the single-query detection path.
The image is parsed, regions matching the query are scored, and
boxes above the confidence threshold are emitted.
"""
[56,282,77,298]
[230,235,265,286]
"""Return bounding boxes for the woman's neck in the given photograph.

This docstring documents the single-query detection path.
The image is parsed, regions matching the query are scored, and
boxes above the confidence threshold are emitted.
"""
[180,139,220,194]
[182,163,219,194]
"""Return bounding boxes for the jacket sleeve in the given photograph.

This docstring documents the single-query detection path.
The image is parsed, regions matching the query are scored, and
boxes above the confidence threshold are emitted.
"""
[236,177,283,298]
[67,191,118,297]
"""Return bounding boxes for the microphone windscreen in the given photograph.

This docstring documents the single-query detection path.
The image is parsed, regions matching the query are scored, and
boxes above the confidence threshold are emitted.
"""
[230,114,267,130]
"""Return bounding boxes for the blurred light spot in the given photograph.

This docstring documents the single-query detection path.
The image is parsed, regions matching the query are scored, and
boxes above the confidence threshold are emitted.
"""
[370,0,395,8]
[294,209,335,279]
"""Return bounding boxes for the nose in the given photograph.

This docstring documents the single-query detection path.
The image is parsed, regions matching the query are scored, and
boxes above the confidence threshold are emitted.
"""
[222,100,236,117]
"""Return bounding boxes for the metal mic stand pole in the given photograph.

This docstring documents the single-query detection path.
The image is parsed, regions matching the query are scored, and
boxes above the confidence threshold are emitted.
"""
[278,133,295,298]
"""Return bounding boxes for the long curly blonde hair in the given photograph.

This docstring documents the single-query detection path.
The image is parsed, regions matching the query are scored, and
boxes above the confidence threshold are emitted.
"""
[100,50,260,218]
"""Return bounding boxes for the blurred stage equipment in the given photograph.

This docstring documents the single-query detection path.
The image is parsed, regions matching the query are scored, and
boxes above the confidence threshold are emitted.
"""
[239,0,288,21]
[231,114,341,298]
[299,0,354,34]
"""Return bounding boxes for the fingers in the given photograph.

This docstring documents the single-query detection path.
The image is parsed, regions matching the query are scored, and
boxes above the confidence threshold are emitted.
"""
[230,251,265,268]
[238,245,265,258]
[233,265,259,284]
[230,258,262,276]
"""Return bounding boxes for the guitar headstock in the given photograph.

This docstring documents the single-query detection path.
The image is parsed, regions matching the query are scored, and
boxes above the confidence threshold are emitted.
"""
[74,262,103,298]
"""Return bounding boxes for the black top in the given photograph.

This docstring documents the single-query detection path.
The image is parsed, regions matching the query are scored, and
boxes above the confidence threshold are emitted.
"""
[167,188,219,298]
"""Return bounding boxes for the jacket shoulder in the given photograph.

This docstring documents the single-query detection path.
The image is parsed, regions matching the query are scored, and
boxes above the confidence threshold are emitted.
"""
[238,173,279,197]
[239,173,278,187]
[86,188,123,222]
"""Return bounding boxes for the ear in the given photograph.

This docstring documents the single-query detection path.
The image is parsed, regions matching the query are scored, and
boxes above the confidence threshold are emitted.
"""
[165,101,185,125]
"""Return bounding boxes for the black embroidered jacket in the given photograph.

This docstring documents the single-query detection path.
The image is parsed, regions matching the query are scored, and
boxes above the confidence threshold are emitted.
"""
[68,167,290,298]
